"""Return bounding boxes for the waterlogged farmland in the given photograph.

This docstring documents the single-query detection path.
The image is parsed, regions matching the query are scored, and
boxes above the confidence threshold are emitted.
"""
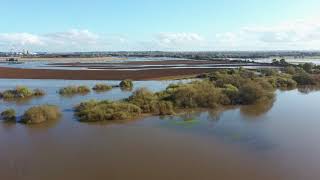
[2,0,320,178]
[0,64,320,180]
[1,76,320,179]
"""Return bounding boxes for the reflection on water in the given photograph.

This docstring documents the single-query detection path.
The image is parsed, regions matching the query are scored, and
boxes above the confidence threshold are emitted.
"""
[1,96,45,105]
[240,98,275,118]
[251,57,320,65]
[150,109,275,151]
[1,80,320,179]
[298,85,320,94]
[23,116,62,131]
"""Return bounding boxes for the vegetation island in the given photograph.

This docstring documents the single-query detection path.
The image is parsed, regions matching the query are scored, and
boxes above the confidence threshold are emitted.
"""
[2,60,320,125]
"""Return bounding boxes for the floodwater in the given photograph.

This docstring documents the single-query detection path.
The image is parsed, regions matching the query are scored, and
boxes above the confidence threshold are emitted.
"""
[1,79,320,179]
[0,57,190,70]
[1,56,319,71]
[249,56,320,65]
[0,61,268,71]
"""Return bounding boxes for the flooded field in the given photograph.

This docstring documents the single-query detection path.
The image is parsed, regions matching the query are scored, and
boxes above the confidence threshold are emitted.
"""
[0,57,191,70]
[250,57,320,65]
[0,56,319,72]
[0,58,265,71]
[1,79,320,179]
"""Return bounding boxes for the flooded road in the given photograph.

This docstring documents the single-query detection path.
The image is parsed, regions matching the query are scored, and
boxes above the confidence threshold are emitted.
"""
[1,79,320,179]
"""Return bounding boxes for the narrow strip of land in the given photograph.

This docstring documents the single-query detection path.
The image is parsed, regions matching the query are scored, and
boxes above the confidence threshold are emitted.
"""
[0,60,277,80]
[0,67,218,80]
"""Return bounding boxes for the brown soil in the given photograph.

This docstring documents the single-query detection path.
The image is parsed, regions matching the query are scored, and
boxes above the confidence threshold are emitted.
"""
[50,59,247,66]
[0,67,216,80]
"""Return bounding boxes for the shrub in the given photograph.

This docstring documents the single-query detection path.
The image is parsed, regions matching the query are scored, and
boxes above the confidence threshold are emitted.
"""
[0,86,45,99]
[239,81,274,104]
[205,69,276,105]
[283,66,296,75]
[119,79,134,90]
[222,84,239,104]
[259,68,278,76]
[238,69,256,79]
[128,88,158,113]
[302,63,314,73]
[128,88,176,115]
[280,59,288,66]
[256,79,275,91]
[0,90,16,99]
[155,83,187,102]
[209,70,253,88]
[292,73,315,85]
[169,81,225,108]
[33,89,46,96]
[153,101,175,115]
[21,105,61,124]
[78,86,91,93]
[92,84,112,92]
[1,86,32,99]
[59,85,91,95]
[16,86,33,97]
[275,77,297,89]
[169,84,198,108]
[1,109,16,122]
[75,100,141,122]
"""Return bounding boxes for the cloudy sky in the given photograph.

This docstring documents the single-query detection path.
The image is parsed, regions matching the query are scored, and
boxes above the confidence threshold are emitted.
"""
[1,0,320,52]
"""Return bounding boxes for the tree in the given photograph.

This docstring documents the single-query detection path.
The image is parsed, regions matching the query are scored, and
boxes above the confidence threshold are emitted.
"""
[302,63,314,73]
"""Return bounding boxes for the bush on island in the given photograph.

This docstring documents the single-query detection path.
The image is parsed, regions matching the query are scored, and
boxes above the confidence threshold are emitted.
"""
[0,86,45,99]
[119,79,133,90]
[59,85,91,95]
[75,100,141,122]
[92,84,112,92]
[1,109,16,122]
[21,105,61,124]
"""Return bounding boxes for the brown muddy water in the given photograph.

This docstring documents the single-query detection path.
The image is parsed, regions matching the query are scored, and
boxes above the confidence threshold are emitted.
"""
[0,79,320,180]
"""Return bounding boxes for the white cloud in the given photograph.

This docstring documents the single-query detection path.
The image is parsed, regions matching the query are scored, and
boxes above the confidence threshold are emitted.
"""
[214,16,320,50]
[141,32,207,51]
[156,32,204,45]
[44,29,99,46]
[0,29,117,52]
[2,16,320,52]
[0,33,44,46]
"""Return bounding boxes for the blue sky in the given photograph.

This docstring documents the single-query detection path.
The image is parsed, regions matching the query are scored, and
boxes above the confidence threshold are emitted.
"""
[1,0,320,51]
